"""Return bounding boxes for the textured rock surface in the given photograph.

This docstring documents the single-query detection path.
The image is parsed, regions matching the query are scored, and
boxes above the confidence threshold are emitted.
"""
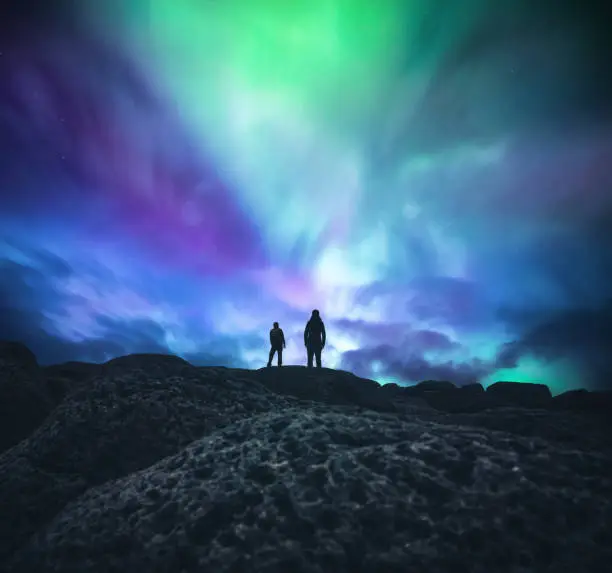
[0,354,297,563]
[552,388,612,413]
[485,381,552,408]
[1,344,611,572]
[0,341,53,454]
[43,361,100,404]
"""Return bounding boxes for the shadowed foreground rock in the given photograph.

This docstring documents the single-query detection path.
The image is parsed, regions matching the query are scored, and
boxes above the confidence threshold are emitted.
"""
[0,341,53,454]
[1,343,611,573]
[485,381,552,407]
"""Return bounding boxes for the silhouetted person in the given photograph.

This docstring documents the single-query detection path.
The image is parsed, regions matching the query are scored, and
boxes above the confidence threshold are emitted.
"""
[304,309,326,368]
[267,321,286,367]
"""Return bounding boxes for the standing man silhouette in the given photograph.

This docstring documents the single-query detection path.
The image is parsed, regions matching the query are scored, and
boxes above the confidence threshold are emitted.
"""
[267,321,286,367]
[304,309,326,368]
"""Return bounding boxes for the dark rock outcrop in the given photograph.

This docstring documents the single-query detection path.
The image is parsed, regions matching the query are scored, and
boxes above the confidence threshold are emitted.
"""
[462,383,485,394]
[0,356,297,563]
[254,366,396,413]
[0,343,611,572]
[425,383,490,414]
[0,341,53,454]
[486,381,552,408]
[552,388,612,414]
[43,361,100,404]
[403,380,611,418]
[404,380,458,394]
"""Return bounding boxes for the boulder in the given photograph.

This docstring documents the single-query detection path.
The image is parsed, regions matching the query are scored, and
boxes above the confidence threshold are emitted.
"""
[461,383,485,394]
[552,389,612,416]
[485,381,552,408]
[6,381,612,573]
[254,366,396,413]
[43,362,101,404]
[1,344,611,573]
[425,383,489,413]
[378,382,401,395]
[0,341,52,454]
[408,380,458,393]
[0,352,297,564]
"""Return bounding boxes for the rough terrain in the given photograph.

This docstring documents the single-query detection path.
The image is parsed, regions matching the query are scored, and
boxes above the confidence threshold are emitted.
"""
[1,341,611,573]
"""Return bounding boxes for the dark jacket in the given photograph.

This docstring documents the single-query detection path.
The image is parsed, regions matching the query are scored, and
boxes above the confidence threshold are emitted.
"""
[304,317,326,347]
[270,327,286,349]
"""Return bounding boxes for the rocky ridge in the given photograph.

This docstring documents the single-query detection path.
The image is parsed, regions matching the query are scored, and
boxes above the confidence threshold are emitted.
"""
[0,341,611,573]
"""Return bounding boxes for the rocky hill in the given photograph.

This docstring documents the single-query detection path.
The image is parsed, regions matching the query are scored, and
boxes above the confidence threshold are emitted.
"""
[0,341,611,573]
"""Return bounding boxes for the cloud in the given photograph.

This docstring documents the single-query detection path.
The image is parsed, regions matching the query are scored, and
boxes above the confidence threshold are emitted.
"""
[332,317,461,352]
[0,254,126,364]
[405,277,492,330]
[0,239,248,366]
[496,302,612,389]
[387,357,492,386]
[340,342,491,386]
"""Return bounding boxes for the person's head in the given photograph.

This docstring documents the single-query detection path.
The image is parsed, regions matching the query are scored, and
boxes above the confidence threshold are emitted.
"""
[273,322,279,328]
[311,309,319,318]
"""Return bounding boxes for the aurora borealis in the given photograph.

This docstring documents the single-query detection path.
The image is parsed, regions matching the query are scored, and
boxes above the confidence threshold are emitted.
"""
[1,0,611,393]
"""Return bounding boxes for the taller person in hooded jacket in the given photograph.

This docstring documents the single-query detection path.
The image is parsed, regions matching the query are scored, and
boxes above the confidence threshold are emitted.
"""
[304,309,326,368]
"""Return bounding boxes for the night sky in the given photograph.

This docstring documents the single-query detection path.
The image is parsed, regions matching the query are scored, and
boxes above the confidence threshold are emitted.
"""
[1,0,611,393]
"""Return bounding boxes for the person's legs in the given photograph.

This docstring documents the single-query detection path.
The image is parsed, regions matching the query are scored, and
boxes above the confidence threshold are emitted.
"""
[314,345,322,368]
[277,348,283,366]
[267,347,276,367]
[307,345,314,367]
